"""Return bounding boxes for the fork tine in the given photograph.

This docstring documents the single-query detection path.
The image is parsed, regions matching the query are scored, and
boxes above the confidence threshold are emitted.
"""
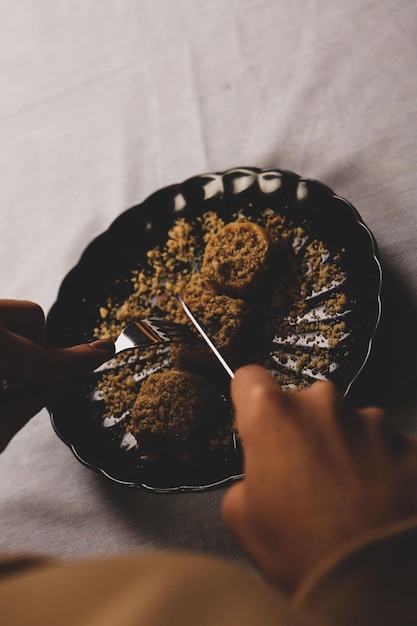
[147,318,196,342]
[114,317,197,355]
[114,320,161,354]
[136,319,168,342]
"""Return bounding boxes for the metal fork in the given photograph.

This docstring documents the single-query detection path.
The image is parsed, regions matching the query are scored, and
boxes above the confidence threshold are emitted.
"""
[114,317,197,354]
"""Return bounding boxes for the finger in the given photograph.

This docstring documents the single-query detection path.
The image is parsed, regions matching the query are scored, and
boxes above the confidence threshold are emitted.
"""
[222,481,289,591]
[293,381,370,461]
[0,328,114,382]
[358,406,410,459]
[221,480,248,539]
[0,385,45,452]
[296,381,347,422]
[295,381,364,440]
[221,482,266,571]
[231,365,292,448]
[0,300,46,344]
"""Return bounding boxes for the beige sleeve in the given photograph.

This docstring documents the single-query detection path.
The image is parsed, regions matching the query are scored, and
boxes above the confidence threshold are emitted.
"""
[0,550,322,626]
[2,516,417,626]
[293,514,417,626]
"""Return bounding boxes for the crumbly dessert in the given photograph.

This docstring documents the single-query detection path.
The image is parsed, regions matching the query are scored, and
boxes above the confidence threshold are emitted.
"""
[94,207,348,462]
[201,221,280,298]
[128,370,228,461]
[171,292,251,374]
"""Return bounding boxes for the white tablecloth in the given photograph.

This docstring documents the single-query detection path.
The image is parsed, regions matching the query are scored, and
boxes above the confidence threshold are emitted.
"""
[1,0,416,561]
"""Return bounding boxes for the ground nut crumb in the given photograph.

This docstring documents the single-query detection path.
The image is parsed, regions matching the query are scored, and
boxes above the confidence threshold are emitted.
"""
[94,207,349,451]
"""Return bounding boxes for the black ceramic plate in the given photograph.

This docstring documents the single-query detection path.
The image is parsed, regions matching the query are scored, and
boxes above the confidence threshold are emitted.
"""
[47,167,382,492]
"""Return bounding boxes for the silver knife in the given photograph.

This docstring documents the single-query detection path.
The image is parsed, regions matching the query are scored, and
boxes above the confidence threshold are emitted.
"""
[178,297,235,378]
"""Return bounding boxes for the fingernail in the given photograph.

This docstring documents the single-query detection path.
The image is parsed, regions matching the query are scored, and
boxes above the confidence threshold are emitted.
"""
[89,339,115,353]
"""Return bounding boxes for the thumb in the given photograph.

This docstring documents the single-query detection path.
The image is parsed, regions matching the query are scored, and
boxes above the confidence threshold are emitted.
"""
[0,327,114,382]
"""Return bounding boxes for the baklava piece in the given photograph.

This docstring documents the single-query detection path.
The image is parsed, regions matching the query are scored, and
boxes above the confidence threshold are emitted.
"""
[201,220,279,298]
[129,370,227,461]
[171,292,251,374]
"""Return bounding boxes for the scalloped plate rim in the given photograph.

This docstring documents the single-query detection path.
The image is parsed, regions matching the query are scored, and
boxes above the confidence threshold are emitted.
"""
[47,166,383,492]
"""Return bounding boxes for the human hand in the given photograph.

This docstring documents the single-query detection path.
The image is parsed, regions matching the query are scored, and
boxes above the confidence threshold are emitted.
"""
[0,299,114,452]
[222,365,417,593]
